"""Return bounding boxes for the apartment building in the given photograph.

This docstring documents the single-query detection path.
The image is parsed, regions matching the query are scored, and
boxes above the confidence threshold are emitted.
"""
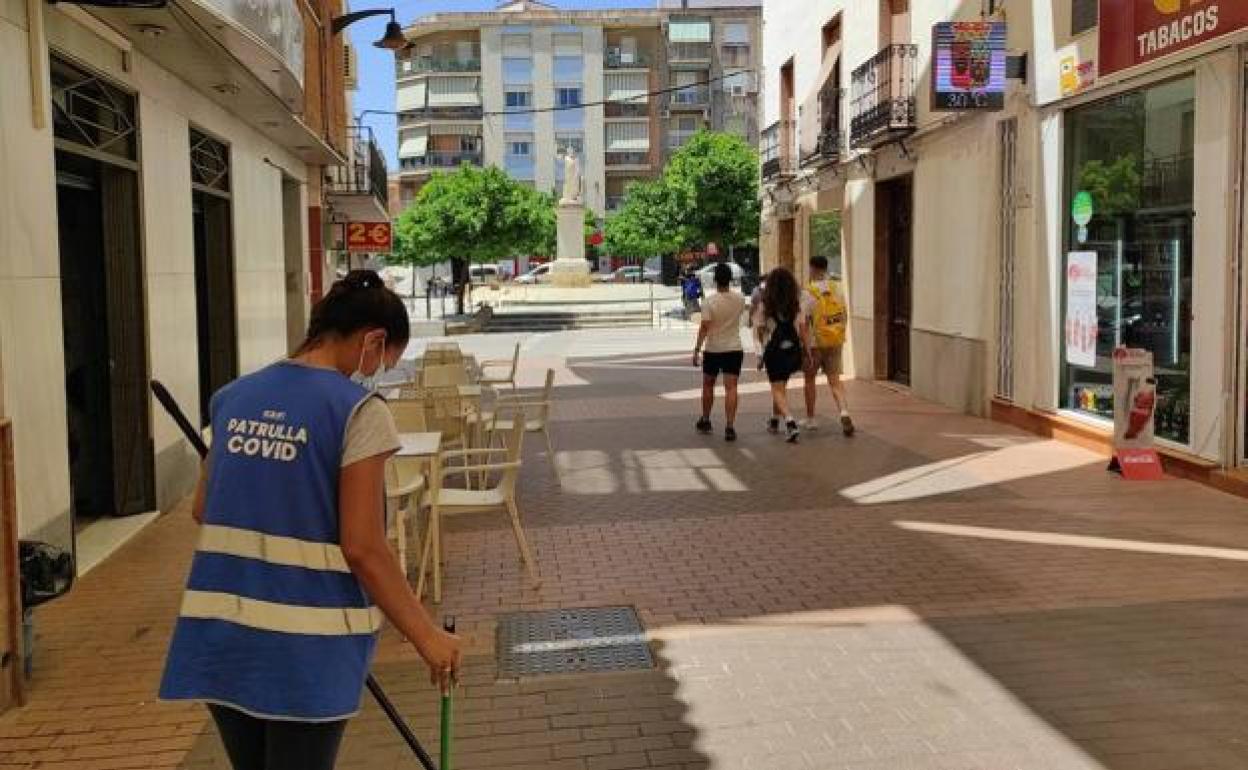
[761,0,1248,478]
[393,0,761,218]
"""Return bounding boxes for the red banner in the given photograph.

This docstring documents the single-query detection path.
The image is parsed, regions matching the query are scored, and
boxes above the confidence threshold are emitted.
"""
[1100,0,1248,77]
[345,221,392,253]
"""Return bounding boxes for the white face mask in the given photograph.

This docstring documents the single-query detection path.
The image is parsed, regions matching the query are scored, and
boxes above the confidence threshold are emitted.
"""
[349,332,388,391]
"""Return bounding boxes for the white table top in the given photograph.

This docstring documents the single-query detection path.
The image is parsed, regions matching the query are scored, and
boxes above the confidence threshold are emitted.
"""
[397,432,441,458]
[383,384,482,400]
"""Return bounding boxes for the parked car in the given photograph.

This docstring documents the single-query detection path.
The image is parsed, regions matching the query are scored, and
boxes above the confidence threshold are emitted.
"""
[469,264,502,284]
[605,266,660,283]
[515,263,553,284]
[698,261,746,289]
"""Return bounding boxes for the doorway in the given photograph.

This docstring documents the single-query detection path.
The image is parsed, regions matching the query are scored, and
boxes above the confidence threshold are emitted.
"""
[875,175,913,384]
[189,129,238,426]
[52,56,154,520]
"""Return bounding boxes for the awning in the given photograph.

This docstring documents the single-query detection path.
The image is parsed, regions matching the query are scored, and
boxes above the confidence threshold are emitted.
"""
[606,122,649,151]
[428,77,481,107]
[399,133,428,158]
[397,81,427,112]
[668,20,711,43]
[435,124,484,136]
[606,73,648,103]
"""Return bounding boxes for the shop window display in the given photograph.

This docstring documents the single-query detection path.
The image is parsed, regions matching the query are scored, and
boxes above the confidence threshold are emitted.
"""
[1061,78,1194,443]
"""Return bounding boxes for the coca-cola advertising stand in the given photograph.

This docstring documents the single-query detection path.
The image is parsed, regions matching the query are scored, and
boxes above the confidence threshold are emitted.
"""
[1109,347,1165,480]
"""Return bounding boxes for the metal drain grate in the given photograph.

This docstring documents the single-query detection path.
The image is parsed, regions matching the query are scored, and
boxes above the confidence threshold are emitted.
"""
[496,606,653,678]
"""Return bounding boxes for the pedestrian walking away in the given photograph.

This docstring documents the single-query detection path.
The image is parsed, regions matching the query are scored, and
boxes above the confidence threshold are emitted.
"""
[802,255,855,436]
[159,270,462,770]
[754,267,808,443]
[693,262,746,442]
[681,268,703,319]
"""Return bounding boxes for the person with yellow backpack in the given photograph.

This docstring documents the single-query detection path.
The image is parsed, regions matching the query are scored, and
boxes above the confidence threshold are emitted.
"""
[801,256,855,436]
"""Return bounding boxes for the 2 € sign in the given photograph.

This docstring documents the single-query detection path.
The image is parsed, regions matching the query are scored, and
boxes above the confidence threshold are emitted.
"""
[346,221,392,253]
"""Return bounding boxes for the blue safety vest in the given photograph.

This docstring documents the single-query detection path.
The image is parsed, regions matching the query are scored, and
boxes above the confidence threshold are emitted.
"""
[160,361,379,721]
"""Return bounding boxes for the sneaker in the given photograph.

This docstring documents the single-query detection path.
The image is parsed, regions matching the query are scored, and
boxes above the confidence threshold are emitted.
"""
[725,426,737,442]
[766,417,780,434]
[785,420,800,443]
[840,414,856,437]
[802,418,819,431]
[696,417,713,435]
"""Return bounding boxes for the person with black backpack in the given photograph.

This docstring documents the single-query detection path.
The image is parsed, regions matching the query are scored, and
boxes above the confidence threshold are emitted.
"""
[753,267,808,443]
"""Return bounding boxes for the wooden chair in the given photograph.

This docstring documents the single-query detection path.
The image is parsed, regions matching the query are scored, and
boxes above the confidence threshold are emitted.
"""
[478,342,520,393]
[417,417,537,602]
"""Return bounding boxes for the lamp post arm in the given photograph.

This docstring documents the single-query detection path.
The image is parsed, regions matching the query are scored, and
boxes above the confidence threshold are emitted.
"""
[330,8,392,37]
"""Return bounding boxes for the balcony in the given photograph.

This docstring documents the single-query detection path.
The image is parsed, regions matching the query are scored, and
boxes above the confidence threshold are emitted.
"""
[670,87,710,109]
[669,42,712,65]
[668,131,697,151]
[401,105,485,123]
[605,51,651,70]
[326,126,389,222]
[802,85,843,168]
[605,101,650,119]
[761,120,795,181]
[606,151,651,169]
[400,150,483,173]
[850,44,918,150]
[399,57,482,77]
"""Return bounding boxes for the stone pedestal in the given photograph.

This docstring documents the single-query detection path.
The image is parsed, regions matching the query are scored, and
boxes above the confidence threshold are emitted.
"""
[551,201,592,288]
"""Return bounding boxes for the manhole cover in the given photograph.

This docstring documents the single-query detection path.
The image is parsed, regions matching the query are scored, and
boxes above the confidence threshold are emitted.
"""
[496,606,653,678]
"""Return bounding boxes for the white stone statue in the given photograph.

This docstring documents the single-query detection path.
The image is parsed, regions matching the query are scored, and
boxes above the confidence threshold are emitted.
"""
[560,149,582,205]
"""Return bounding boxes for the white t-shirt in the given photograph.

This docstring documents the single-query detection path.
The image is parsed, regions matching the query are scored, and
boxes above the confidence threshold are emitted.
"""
[701,290,746,353]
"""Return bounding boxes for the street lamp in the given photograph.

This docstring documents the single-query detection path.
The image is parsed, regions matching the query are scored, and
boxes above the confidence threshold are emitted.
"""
[330,8,407,51]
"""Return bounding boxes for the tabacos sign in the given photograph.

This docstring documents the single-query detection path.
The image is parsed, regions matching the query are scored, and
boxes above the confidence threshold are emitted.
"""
[1100,0,1248,77]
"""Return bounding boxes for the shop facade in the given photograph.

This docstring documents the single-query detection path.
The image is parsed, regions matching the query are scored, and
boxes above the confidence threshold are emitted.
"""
[0,0,345,558]
[1002,1,1247,470]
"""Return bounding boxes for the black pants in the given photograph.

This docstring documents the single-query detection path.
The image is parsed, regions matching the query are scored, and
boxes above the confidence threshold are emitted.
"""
[210,704,348,770]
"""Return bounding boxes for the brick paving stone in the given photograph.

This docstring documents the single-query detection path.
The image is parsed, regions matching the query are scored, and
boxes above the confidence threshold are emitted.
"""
[7,339,1248,768]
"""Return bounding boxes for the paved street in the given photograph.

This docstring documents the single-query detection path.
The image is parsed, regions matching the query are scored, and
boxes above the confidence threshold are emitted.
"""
[6,329,1248,770]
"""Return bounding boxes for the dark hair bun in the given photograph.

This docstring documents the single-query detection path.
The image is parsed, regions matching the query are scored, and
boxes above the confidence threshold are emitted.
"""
[341,269,383,292]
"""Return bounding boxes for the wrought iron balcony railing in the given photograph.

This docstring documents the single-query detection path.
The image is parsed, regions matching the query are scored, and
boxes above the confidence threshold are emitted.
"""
[398,56,482,78]
[401,105,485,122]
[669,42,712,64]
[327,125,388,208]
[604,51,651,69]
[606,151,651,168]
[671,87,710,108]
[850,44,918,150]
[802,85,843,168]
[605,101,650,119]
[401,150,483,172]
[761,119,795,181]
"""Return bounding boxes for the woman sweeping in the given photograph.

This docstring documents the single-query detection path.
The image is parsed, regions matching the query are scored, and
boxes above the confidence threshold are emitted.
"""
[754,267,809,443]
[160,270,461,770]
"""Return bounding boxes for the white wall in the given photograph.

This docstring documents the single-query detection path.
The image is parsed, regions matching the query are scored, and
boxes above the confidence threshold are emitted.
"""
[0,0,306,543]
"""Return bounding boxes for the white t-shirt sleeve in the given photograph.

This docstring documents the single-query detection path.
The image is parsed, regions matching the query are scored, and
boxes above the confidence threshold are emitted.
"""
[341,397,401,467]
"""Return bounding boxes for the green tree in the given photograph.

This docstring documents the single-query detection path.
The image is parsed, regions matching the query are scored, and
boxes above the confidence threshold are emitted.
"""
[662,131,760,249]
[391,165,557,312]
[810,211,842,263]
[603,178,684,259]
[603,131,761,263]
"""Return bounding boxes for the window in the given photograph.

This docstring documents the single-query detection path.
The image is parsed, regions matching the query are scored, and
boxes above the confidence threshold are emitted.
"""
[505,90,531,109]
[1061,77,1195,443]
[557,88,582,107]
[503,57,533,85]
[509,141,531,156]
[553,56,584,84]
[1072,0,1098,36]
[722,22,749,45]
[556,134,584,155]
[677,116,699,132]
[502,33,531,56]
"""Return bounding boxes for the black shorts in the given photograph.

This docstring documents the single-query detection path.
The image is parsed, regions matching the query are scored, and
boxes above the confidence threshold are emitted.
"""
[702,350,744,378]
[764,349,803,383]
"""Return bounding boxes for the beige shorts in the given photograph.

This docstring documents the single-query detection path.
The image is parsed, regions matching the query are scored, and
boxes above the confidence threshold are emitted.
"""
[805,346,843,376]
